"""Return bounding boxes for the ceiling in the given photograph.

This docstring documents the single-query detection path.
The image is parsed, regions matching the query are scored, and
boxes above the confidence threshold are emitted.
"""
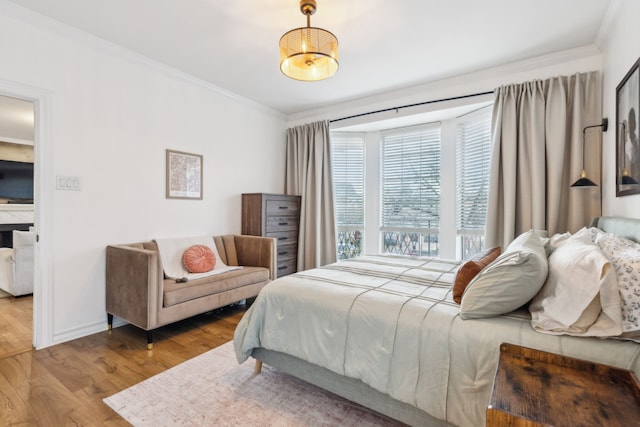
[8,0,612,117]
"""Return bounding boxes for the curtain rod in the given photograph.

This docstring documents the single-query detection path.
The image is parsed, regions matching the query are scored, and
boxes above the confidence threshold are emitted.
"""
[329,90,494,124]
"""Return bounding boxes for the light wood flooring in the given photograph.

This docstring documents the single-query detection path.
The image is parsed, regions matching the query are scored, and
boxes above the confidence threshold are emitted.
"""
[0,294,33,359]
[0,300,248,426]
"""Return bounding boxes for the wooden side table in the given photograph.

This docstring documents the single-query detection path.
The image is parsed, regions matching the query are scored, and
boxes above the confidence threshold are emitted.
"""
[487,343,640,427]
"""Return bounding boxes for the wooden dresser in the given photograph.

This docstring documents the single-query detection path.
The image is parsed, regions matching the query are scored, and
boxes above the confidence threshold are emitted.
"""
[241,193,301,278]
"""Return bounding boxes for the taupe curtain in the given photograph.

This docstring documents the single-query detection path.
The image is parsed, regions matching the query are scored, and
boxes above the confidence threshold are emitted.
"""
[485,71,602,248]
[285,120,337,270]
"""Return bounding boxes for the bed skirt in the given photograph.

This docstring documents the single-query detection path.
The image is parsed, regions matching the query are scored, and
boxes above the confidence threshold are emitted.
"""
[252,347,454,427]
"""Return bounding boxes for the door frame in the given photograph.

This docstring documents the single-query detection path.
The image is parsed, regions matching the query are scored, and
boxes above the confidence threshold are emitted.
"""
[0,78,53,349]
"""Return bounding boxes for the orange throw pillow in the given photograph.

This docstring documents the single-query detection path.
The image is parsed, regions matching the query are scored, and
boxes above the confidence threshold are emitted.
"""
[452,246,501,304]
[182,245,216,273]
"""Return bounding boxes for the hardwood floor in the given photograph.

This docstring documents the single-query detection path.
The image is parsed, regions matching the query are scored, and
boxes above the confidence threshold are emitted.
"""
[0,294,33,359]
[0,302,248,426]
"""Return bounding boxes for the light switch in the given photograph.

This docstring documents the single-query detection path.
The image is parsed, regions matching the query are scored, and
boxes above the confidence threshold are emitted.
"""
[56,175,81,191]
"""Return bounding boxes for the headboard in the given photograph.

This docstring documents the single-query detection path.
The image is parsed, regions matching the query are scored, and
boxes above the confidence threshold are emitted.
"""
[590,216,640,243]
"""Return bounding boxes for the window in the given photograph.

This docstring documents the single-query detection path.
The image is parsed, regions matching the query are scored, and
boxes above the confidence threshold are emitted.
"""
[381,124,441,256]
[456,106,492,259]
[331,133,365,259]
[330,100,493,260]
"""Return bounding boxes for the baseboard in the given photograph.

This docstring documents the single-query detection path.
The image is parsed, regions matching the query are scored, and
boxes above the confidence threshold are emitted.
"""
[51,318,112,346]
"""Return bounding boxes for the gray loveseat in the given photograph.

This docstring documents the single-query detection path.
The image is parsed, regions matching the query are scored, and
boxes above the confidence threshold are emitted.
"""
[106,234,275,348]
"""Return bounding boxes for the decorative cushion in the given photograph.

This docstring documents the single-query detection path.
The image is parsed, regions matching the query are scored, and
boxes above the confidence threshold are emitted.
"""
[596,232,640,336]
[182,245,216,273]
[452,246,501,304]
[460,230,548,319]
[529,232,621,337]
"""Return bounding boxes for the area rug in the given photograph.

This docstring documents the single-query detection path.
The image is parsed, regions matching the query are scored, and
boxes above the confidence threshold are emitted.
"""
[103,341,404,426]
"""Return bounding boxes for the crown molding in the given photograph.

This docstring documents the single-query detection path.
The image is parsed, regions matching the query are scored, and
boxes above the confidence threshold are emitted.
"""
[0,0,285,120]
[287,44,602,127]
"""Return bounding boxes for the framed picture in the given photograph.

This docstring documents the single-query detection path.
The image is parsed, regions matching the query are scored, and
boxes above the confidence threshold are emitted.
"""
[616,57,640,197]
[166,149,203,199]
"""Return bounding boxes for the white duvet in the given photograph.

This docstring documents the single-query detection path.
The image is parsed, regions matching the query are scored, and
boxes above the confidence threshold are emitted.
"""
[234,255,640,427]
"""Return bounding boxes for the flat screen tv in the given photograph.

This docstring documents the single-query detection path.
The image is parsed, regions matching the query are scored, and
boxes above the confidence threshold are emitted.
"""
[0,159,34,203]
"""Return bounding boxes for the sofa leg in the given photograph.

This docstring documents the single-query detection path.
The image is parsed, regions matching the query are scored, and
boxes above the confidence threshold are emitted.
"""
[107,313,113,335]
[147,331,154,350]
[254,360,262,374]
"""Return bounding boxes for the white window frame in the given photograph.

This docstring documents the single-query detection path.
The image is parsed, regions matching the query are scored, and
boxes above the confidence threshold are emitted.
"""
[331,132,366,259]
[330,102,493,260]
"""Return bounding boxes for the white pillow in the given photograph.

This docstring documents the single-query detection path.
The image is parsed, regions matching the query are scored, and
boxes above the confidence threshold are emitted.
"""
[596,232,640,336]
[529,232,622,337]
[542,231,571,256]
[460,230,548,319]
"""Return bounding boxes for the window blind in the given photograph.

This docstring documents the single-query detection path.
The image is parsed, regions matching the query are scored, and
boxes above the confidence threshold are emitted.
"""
[381,124,441,230]
[455,107,492,235]
[331,133,365,228]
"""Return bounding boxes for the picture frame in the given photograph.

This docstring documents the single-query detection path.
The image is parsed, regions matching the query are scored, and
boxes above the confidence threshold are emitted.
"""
[616,57,640,197]
[166,149,203,200]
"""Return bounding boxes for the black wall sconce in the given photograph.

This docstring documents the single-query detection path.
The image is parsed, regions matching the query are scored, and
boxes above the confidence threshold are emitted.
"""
[570,118,608,188]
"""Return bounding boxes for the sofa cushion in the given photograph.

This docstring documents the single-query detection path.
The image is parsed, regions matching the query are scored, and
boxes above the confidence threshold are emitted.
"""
[163,266,269,307]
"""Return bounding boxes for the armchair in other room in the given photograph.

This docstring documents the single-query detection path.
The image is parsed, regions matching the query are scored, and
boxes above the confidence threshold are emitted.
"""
[0,230,35,296]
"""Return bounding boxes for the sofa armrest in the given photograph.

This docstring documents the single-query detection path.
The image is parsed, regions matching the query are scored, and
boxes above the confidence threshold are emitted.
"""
[106,245,162,330]
[233,235,277,280]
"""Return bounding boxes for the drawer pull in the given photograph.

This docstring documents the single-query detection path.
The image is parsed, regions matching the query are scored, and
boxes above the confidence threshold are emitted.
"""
[278,237,288,241]
[278,206,289,210]
[278,222,288,226]
[278,251,287,255]
[278,266,287,270]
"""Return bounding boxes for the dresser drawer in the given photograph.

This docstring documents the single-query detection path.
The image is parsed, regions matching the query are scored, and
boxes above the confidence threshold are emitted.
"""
[266,216,298,232]
[276,259,297,277]
[266,199,299,217]
[267,230,298,246]
[277,244,297,262]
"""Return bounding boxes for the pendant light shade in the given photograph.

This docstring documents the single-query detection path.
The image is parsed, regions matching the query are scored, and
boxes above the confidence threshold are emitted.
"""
[280,0,338,81]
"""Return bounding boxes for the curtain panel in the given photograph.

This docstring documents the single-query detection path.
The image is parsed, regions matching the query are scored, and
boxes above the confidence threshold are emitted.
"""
[285,120,337,270]
[485,71,602,248]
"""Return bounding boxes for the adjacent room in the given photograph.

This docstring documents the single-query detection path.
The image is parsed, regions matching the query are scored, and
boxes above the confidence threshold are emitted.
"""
[0,0,639,426]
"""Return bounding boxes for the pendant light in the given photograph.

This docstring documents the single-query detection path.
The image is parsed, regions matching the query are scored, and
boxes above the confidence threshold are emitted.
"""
[279,0,339,81]
[570,118,608,188]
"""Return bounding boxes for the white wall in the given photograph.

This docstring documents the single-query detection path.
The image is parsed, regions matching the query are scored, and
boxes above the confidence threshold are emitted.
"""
[0,4,286,346]
[599,0,640,217]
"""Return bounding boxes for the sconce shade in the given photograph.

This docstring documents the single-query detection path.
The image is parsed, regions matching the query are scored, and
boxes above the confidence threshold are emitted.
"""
[570,118,608,188]
[280,0,338,82]
[280,27,338,81]
[570,170,598,188]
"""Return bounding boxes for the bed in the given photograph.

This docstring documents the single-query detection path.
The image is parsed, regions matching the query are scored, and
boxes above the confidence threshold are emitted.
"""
[233,216,640,426]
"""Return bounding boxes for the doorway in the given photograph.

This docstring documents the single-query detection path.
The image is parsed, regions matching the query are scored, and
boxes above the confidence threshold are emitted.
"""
[0,94,35,358]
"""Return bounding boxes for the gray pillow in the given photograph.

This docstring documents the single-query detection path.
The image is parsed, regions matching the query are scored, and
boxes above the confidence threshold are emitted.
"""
[460,230,548,319]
